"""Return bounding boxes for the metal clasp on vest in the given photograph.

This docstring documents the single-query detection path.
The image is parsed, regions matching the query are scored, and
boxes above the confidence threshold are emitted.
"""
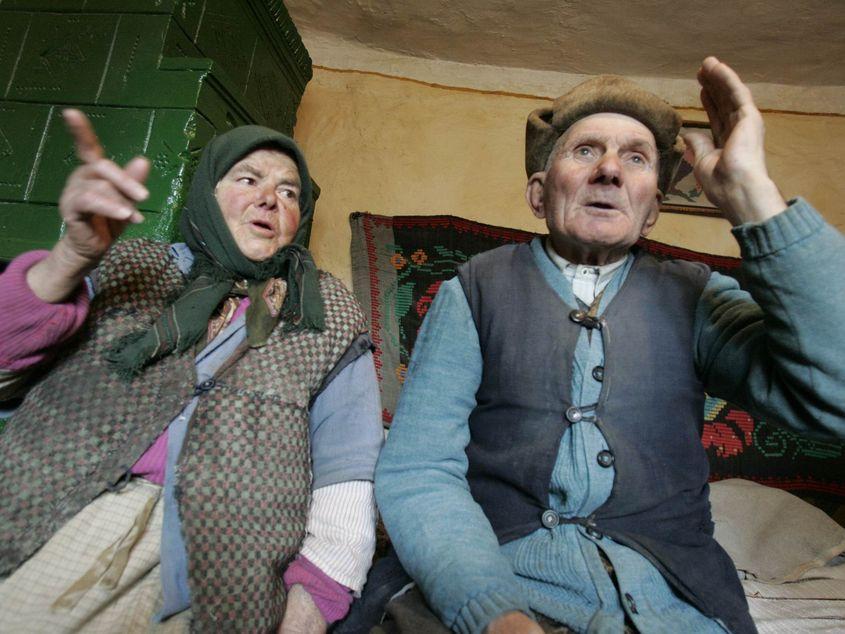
[565,403,598,424]
[558,513,604,539]
[569,309,602,330]
[582,514,604,540]
[193,378,216,396]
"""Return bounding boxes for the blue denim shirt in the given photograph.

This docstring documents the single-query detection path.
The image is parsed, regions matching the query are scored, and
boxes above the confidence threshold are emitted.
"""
[376,199,845,634]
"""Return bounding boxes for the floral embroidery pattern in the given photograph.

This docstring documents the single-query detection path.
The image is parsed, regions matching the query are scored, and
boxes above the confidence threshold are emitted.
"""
[390,253,407,270]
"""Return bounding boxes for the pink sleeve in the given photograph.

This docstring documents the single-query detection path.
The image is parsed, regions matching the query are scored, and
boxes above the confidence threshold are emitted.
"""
[0,250,90,372]
[283,555,354,624]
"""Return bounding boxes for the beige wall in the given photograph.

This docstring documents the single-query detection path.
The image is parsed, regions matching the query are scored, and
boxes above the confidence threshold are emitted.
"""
[295,68,845,286]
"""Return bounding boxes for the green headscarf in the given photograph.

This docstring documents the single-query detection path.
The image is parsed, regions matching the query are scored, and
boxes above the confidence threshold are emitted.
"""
[106,126,325,377]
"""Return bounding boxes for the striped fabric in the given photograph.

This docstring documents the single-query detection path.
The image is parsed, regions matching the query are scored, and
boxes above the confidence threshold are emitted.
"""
[0,479,189,633]
[301,480,377,592]
[743,564,845,632]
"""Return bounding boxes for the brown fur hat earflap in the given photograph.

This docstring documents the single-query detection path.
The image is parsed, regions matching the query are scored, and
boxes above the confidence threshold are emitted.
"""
[526,75,684,195]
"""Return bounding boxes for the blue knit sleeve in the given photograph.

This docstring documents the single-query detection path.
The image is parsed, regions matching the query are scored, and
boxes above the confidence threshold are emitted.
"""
[694,198,845,440]
[375,277,529,634]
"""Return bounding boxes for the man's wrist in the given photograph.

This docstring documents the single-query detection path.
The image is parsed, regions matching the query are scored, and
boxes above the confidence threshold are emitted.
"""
[724,176,786,226]
[731,197,825,260]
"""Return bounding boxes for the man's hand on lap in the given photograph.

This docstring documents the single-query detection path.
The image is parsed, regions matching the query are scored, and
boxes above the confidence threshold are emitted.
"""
[485,610,544,634]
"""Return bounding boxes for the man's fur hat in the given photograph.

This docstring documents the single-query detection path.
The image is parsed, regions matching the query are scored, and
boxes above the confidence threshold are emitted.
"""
[526,75,684,195]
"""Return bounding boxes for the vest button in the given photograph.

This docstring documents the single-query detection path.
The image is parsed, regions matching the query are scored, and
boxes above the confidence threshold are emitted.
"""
[586,526,603,540]
[596,450,614,468]
[592,365,604,382]
[541,509,560,529]
[565,406,583,423]
[569,309,586,324]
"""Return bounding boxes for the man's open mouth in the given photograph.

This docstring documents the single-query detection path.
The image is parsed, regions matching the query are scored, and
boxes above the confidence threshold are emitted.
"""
[586,202,617,211]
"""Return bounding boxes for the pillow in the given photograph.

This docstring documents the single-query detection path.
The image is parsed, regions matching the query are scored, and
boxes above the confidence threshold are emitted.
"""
[711,478,845,582]
[349,212,845,518]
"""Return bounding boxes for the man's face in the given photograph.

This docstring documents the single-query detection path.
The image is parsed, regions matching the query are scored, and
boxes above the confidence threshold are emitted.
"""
[214,148,302,261]
[527,113,661,264]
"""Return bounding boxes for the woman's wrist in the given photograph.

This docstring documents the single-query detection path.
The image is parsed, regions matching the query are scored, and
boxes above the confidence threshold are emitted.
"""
[26,239,97,303]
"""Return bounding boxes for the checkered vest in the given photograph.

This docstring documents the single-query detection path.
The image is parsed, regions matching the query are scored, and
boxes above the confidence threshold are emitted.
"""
[0,239,368,632]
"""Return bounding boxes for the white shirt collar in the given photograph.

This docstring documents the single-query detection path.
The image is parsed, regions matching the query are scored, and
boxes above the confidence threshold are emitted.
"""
[544,238,627,306]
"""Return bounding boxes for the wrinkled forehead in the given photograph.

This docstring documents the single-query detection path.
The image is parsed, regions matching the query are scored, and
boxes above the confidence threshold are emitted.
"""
[220,146,301,182]
[563,112,657,149]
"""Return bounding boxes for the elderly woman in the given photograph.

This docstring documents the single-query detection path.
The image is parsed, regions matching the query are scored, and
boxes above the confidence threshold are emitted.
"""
[0,112,382,633]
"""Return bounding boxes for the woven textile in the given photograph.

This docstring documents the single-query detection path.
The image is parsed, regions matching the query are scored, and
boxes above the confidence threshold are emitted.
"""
[349,212,845,517]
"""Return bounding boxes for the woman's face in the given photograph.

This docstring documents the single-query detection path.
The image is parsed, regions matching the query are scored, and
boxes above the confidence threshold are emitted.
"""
[214,148,302,261]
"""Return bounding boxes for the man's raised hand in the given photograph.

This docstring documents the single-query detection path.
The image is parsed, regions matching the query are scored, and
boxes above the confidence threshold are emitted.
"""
[681,57,786,225]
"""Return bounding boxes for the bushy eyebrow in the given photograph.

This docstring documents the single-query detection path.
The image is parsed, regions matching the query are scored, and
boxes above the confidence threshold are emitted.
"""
[566,132,657,156]
[230,161,301,188]
[625,139,657,156]
[277,177,301,189]
[229,162,262,177]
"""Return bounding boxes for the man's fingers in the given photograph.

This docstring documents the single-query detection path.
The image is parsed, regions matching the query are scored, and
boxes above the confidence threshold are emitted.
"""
[699,57,755,114]
[708,58,755,110]
[62,109,105,165]
[681,130,715,165]
[698,59,734,125]
[699,89,725,148]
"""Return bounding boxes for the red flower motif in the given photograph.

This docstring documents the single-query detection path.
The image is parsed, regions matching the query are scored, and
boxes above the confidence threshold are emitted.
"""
[415,281,443,318]
[726,410,755,446]
[702,422,746,458]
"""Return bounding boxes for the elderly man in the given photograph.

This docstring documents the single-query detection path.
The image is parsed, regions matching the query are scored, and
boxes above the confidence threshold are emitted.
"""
[375,57,845,633]
[0,113,383,632]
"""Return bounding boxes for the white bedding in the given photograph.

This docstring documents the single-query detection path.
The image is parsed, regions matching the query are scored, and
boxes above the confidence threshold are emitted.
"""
[744,559,845,632]
[710,479,845,632]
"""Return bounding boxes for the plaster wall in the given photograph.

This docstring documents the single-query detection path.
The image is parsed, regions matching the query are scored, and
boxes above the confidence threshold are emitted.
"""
[295,68,845,286]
